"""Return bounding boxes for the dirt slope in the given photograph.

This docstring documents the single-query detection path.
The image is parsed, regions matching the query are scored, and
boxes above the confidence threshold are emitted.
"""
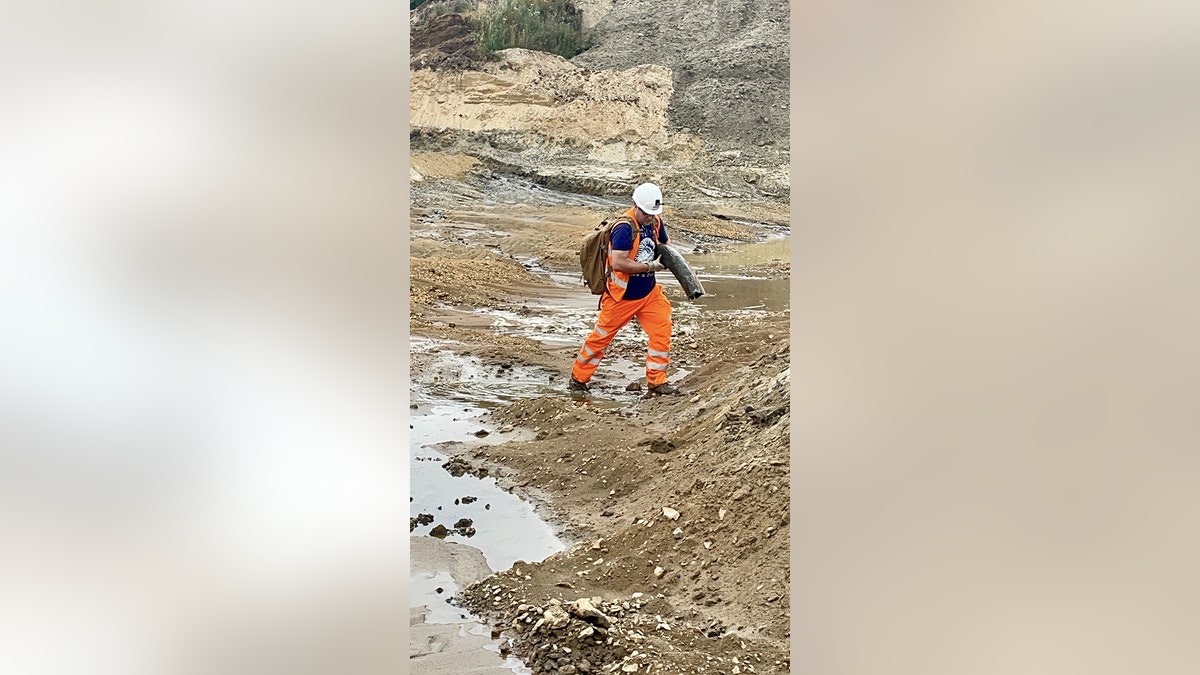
[408,0,791,202]
[571,0,791,159]
[455,339,792,674]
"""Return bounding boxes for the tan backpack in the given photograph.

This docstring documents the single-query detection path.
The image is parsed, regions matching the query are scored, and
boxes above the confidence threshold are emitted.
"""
[578,216,633,295]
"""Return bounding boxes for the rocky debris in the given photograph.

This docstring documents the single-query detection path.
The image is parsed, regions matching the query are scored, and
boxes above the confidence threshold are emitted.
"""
[661,507,680,521]
[411,513,436,533]
[429,524,450,538]
[474,428,491,437]
[641,436,676,453]
[442,517,476,538]
[441,456,490,479]
[625,381,642,392]
[460,495,477,504]
[465,583,673,675]
[544,604,572,630]
[567,598,611,628]
[442,456,473,477]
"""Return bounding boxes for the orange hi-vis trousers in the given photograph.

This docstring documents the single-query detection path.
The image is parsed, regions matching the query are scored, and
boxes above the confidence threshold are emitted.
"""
[572,284,672,386]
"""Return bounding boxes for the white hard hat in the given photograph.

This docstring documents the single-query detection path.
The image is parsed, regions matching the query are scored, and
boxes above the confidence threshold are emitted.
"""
[632,182,663,215]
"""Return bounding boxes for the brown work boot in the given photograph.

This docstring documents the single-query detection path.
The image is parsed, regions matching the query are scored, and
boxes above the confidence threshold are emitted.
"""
[647,381,683,396]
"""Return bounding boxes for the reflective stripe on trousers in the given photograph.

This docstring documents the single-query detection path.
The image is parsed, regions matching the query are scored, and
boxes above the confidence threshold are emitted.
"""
[571,284,672,386]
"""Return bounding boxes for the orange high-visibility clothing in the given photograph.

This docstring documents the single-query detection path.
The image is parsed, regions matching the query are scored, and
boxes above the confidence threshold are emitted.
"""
[604,208,662,302]
[572,284,672,387]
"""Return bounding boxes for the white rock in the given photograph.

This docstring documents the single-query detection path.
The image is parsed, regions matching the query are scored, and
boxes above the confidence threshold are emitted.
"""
[672,528,684,539]
[719,508,727,521]
[544,605,570,630]
[703,541,712,549]
[662,507,680,521]
[653,566,665,578]
[569,598,611,627]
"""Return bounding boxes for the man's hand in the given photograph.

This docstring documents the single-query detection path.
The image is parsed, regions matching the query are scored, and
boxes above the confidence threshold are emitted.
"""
[647,260,665,273]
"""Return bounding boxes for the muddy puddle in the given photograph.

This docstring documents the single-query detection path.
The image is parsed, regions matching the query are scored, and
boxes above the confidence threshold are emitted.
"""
[410,338,566,673]
[687,236,790,313]
[409,337,566,569]
[409,408,563,573]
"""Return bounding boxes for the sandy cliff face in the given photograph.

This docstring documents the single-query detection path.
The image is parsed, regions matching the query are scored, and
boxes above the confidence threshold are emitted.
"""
[410,49,704,165]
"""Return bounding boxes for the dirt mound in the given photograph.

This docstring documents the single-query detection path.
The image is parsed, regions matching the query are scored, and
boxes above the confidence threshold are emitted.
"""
[450,333,791,673]
[410,12,482,70]
[571,0,790,160]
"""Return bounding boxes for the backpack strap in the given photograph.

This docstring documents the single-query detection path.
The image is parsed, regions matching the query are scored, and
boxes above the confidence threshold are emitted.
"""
[602,216,637,305]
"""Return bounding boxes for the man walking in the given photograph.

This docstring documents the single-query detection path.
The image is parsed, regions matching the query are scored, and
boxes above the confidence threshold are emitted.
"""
[570,183,683,397]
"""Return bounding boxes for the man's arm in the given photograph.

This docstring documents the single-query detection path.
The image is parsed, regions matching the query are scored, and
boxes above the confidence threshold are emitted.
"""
[611,248,658,274]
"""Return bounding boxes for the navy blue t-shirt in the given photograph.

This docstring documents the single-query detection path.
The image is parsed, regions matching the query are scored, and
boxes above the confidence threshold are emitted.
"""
[609,219,669,301]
